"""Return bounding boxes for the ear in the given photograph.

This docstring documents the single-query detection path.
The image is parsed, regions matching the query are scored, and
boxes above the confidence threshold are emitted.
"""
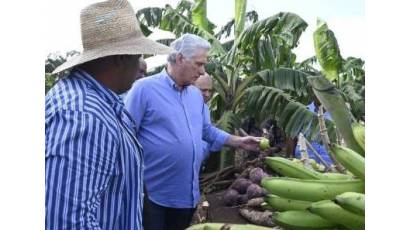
[176,53,184,65]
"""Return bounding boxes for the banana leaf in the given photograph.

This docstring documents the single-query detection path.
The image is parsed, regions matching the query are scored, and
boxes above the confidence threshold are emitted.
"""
[308,75,364,156]
[226,12,307,67]
[235,0,247,38]
[245,85,336,141]
[313,19,343,82]
[191,0,209,31]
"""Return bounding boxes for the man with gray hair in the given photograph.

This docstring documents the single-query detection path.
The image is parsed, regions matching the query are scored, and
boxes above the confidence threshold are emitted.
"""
[125,34,262,230]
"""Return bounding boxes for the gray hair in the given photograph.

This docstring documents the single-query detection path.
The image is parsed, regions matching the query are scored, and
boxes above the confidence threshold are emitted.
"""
[167,34,211,64]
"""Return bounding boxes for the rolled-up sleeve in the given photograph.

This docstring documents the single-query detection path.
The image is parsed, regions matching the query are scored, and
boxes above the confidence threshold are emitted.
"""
[45,110,118,230]
[201,104,230,152]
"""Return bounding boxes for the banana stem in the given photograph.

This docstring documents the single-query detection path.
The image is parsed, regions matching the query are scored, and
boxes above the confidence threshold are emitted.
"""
[318,106,345,173]
[297,133,312,169]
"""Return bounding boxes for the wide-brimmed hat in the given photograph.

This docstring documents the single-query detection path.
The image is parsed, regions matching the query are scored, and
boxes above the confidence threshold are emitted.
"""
[53,0,172,74]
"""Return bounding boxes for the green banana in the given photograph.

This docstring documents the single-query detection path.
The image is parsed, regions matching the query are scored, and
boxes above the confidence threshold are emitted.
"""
[186,223,273,230]
[352,123,365,151]
[331,145,365,180]
[321,172,354,180]
[334,192,365,216]
[308,200,365,230]
[273,210,337,230]
[261,177,364,202]
[265,157,325,179]
[264,194,311,211]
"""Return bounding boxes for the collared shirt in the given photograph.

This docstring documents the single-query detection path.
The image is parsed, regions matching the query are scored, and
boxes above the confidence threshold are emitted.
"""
[125,69,229,208]
[45,69,144,230]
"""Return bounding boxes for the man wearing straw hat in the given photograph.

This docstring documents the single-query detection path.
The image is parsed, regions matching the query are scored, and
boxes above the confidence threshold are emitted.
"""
[45,0,171,229]
[125,34,263,230]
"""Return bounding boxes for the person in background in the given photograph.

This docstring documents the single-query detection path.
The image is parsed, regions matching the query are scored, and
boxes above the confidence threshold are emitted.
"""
[194,72,214,163]
[137,57,148,79]
[125,33,262,230]
[45,0,172,229]
[194,72,213,102]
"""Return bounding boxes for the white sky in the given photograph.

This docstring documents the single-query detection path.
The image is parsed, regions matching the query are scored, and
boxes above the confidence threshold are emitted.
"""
[45,0,365,62]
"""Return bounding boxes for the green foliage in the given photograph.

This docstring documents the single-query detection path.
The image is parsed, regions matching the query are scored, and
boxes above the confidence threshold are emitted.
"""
[192,0,209,31]
[226,12,307,69]
[235,0,247,38]
[215,10,258,40]
[313,19,343,82]
[308,75,364,155]
[45,51,80,94]
[245,85,336,141]
[45,73,58,94]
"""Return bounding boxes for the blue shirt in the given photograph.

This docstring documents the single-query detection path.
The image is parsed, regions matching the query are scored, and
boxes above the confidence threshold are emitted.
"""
[45,69,144,229]
[125,69,229,208]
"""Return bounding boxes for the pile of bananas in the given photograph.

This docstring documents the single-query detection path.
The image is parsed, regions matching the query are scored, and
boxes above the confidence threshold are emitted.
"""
[261,123,365,230]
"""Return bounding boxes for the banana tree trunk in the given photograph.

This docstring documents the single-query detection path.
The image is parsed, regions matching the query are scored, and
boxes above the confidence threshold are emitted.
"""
[235,0,247,38]
[318,106,344,173]
[192,0,209,31]
[219,149,235,169]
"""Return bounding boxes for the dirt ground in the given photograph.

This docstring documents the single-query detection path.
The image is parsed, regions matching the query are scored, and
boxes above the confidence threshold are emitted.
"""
[205,190,249,224]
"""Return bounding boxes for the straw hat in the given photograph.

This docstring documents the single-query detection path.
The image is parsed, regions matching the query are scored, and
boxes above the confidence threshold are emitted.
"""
[53,0,172,74]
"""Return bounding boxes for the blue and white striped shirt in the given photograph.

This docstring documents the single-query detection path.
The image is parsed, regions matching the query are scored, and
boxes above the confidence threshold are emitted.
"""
[45,69,144,229]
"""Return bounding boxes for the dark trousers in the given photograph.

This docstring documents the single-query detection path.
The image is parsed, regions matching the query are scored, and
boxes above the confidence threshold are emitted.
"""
[143,196,196,230]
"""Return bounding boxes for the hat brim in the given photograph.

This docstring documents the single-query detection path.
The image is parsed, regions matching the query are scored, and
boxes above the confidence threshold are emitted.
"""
[52,36,173,74]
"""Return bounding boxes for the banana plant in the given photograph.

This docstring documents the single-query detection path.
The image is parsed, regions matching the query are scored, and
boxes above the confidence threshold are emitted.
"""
[215,10,258,40]
[226,12,308,70]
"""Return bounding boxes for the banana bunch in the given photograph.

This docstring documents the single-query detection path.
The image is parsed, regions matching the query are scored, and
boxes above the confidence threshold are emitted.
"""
[308,200,365,230]
[334,192,365,216]
[262,149,365,230]
[352,123,365,153]
[261,177,364,202]
[330,145,365,180]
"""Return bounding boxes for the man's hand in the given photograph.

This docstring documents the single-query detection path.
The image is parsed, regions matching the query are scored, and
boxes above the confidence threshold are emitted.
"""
[226,135,263,152]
